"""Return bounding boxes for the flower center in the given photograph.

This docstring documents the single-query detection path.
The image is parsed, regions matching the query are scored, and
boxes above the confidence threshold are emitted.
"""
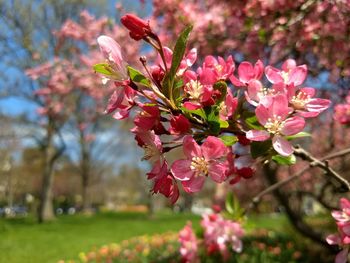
[190,156,208,176]
[264,115,285,134]
[142,144,160,161]
[215,64,223,73]
[281,71,290,83]
[291,91,310,109]
[185,80,203,100]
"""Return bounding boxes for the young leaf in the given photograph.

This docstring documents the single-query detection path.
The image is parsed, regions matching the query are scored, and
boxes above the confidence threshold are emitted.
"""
[162,25,193,99]
[180,107,206,120]
[169,25,193,78]
[213,81,227,103]
[93,63,114,76]
[219,135,238,146]
[272,154,296,165]
[285,132,311,140]
[245,115,263,130]
[127,66,151,87]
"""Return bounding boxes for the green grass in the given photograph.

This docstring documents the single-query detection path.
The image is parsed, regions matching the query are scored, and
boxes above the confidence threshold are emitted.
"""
[0,211,200,263]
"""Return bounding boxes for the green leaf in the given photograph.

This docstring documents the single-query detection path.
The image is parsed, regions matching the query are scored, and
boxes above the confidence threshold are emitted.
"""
[180,107,206,120]
[213,81,227,103]
[272,154,296,165]
[127,66,151,87]
[245,115,263,130]
[219,119,229,128]
[172,78,184,105]
[219,135,238,146]
[169,25,193,78]
[250,140,272,158]
[162,25,193,98]
[225,192,244,220]
[204,106,221,134]
[93,63,114,76]
[285,132,311,140]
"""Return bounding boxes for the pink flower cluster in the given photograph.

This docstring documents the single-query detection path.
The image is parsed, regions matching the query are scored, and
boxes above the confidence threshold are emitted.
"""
[95,14,331,203]
[326,198,350,263]
[201,213,244,260]
[152,0,350,81]
[334,93,350,125]
[178,213,244,262]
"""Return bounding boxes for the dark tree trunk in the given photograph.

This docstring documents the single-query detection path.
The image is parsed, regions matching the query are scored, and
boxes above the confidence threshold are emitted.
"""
[262,163,337,252]
[38,118,64,223]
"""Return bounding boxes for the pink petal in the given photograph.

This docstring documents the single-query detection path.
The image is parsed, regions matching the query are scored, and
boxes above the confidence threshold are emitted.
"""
[272,94,289,120]
[182,176,205,193]
[341,198,350,210]
[305,98,331,113]
[229,75,244,87]
[281,116,305,135]
[255,104,269,125]
[183,101,201,110]
[238,61,254,83]
[332,211,348,222]
[200,68,217,85]
[300,87,315,97]
[326,234,341,245]
[265,66,283,84]
[254,60,264,79]
[272,135,293,156]
[171,159,194,181]
[183,136,202,159]
[288,65,307,86]
[202,136,227,160]
[97,35,123,67]
[208,161,227,183]
[247,79,263,102]
[281,59,296,72]
[185,48,197,67]
[335,248,349,263]
[246,130,270,141]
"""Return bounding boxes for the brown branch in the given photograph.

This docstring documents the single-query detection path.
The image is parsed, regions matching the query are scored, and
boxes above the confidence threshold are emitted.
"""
[247,146,350,211]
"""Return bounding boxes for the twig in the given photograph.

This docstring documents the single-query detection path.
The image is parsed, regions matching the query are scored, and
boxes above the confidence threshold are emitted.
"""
[247,146,350,211]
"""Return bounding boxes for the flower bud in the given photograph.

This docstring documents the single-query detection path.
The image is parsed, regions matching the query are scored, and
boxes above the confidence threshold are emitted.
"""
[120,14,151,41]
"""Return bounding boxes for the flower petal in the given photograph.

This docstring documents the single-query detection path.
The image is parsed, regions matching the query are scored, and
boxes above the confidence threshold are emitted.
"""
[182,176,205,193]
[208,161,228,183]
[281,116,305,135]
[202,136,227,160]
[183,136,202,159]
[265,66,283,84]
[272,135,293,156]
[171,159,193,181]
[246,130,270,141]
[288,65,307,86]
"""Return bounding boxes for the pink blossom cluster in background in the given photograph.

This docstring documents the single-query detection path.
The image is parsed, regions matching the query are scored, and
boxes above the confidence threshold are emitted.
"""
[327,198,350,263]
[178,213,244,263]
[334,93,350,125]
[95,14,331,204]
[152,0,350,81]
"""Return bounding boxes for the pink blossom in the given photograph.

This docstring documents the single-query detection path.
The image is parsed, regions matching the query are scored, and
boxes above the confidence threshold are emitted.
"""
[201,214,244,260]
[179,222,199,263]
[132,127,163,165]
[97,35,128,82]
[183,70,213,110]
[265,59,307,86]
[171,136,228,193]
[134,105,167,134]
[148,161,179,204]
[229,60,264,87]
[219,89,238,120]
[334,103,350,125]
[288,87,331,117]
[169,114,191,135]
[327,198,350,263]
[200,55,235,81]
[120,14,152,41]
[246,94,305,156]
[104,85,136,120]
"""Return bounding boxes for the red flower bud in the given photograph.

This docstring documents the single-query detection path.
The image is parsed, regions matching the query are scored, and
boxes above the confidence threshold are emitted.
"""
[120,13,151,41]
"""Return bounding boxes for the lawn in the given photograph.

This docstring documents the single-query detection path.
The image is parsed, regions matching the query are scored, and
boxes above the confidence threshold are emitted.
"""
[0,211,201,263]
